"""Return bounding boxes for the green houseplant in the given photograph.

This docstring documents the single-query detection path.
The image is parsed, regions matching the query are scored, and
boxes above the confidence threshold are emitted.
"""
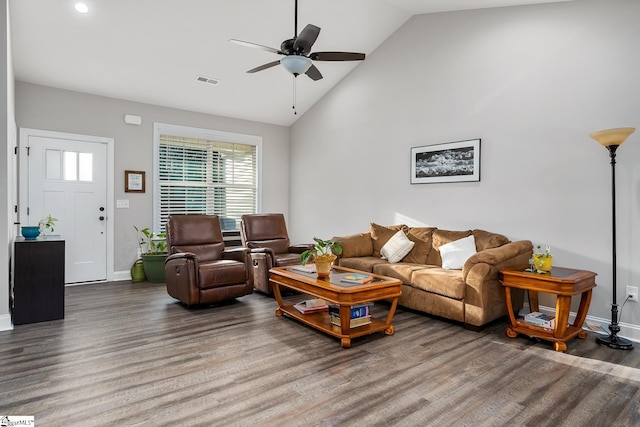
[300,237,343,278]
[134,226,168,282]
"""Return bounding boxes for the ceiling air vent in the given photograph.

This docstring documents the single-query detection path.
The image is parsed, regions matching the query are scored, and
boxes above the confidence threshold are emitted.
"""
[196,75,220,85]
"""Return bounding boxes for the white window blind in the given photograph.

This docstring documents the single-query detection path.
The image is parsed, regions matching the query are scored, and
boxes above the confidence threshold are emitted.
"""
[156,134,257,232]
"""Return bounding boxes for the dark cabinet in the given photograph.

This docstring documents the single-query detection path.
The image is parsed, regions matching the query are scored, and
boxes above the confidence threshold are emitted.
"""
[12,237,65,325]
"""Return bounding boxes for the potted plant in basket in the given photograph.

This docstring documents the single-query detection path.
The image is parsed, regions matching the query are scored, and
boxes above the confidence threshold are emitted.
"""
[300,237,342,278]
[134,226,168,282]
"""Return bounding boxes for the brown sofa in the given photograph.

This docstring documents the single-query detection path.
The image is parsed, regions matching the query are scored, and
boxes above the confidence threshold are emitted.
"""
[333,223,532,329]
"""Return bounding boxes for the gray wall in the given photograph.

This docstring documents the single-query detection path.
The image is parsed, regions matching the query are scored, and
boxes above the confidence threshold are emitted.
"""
[289,0,640,339]
[15,82,290,274]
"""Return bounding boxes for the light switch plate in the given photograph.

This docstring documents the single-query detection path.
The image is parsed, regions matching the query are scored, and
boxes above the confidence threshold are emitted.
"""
[116,199,130,208]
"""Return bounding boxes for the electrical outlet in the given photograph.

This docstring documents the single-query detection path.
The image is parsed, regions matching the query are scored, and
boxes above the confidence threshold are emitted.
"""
[627,286,638,302]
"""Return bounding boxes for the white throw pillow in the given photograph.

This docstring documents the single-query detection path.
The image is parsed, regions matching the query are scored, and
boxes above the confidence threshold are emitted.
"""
[439,235,477,270]
[380,230,415,263]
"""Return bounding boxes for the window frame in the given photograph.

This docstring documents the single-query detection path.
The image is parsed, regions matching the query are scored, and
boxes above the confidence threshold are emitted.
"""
[152,122,262,232]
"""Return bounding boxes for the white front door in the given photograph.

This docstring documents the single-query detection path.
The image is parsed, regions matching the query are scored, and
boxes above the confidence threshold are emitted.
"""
[20,129,111,284]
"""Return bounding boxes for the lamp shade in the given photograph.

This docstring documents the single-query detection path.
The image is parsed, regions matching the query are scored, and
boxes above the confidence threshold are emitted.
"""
[281,55,312,75]
[589,127,635,147]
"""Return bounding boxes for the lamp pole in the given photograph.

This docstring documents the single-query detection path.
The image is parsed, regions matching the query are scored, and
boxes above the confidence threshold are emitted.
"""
[590,128,635,350]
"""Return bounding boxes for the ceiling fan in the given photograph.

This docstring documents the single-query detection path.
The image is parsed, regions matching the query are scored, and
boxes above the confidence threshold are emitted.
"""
[229,0,366,81]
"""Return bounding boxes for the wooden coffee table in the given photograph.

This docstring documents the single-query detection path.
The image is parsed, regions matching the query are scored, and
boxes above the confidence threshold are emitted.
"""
[269,265,402,348]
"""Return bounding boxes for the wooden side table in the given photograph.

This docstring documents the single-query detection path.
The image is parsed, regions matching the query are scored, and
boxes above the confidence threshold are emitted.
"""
[499,265,596,352]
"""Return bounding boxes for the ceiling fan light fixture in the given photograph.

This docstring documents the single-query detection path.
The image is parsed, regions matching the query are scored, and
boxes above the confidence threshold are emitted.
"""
[281,55,312,76]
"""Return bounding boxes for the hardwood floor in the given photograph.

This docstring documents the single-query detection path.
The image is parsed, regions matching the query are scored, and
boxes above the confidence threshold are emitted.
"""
[1,281,639,426]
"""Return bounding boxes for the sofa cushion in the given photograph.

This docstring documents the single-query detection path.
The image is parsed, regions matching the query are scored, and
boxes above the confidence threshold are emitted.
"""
[380,230,415,263]
[339,257,387,273]
[373,263,436,285]
[439,235,477,270]
[410,268,466,300]
[403,227,437,264]
[428,229,472,266]
[371,223,407,257]
[334,232,373,258]
[472,229,510,251]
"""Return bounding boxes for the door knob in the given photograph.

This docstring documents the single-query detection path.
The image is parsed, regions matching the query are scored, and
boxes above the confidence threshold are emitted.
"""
[99,207,105,211]
[99,216,105,221]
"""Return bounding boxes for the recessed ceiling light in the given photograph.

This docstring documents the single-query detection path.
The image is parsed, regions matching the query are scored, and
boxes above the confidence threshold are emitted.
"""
[74,3,89,14]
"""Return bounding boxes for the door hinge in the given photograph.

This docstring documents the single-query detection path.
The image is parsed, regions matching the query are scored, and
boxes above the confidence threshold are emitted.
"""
[14,205,17,213]
[27,146,30,155]
[27,207,30,215]
[14,146,17,155]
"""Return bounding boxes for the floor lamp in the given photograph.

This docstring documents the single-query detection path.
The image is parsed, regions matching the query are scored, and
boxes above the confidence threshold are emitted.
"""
[590,127,635,350]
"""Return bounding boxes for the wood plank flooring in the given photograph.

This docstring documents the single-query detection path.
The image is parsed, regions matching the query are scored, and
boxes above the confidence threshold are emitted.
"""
[1,281,639,426]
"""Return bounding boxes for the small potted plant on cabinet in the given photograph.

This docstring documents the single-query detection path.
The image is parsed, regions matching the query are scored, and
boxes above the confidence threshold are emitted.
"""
[300,237,343,278]
[134,226,168,282]
[529,245,552,273]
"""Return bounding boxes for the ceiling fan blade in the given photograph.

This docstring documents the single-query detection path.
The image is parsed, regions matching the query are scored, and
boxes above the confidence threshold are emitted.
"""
[305,64,323,81]
[247,60,281,74]
[229,39,283,55]
[293,24,320,55]
[309,52,366,61]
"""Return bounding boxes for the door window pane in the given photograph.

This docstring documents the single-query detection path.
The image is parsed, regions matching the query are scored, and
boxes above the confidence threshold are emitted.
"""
[79,153,93,181]
[45,149,62,180]
[63,151,77,181]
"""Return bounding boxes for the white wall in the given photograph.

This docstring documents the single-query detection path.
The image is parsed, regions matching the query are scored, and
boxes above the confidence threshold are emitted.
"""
[15,82,290,274]
[0,0,16,331]
[289,0,640,338]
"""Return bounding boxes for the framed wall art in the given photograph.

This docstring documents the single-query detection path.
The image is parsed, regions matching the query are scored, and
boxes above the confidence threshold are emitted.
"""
[125,170,146,193]
[410,139,481,184]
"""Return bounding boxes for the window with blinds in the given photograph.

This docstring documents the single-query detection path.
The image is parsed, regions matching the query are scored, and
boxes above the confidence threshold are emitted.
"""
[155,128,259,232]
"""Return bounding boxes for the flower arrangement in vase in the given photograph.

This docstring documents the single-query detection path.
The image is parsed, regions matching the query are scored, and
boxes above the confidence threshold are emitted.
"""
[300,237,343,278]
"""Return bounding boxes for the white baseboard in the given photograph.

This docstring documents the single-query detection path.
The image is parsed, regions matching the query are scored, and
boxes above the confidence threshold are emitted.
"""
[523,303,640,344]
[0,313,14,331]
[113,270,132,282]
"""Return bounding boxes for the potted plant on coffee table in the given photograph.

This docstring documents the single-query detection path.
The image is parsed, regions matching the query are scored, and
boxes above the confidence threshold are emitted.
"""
[300,237,342,278]
[134,226,168,283]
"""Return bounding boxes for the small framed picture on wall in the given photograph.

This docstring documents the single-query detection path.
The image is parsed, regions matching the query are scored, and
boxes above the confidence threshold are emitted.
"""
[125,170,146,193]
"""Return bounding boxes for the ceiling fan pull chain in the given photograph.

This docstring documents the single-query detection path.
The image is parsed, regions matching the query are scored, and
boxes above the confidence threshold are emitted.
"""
[292,76,297,115]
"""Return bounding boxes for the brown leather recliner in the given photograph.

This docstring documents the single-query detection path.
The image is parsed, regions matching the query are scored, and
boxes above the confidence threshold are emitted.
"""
[240,213,313,294]
[165,214,253,306]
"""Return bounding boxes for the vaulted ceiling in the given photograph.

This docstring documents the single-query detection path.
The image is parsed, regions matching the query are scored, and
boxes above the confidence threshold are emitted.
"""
[10,0,572,126]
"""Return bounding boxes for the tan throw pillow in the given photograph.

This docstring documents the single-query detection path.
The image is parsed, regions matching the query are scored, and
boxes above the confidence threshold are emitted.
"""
[370,223,407,257]
[439,235,477,270]
[472,229,510,251]
[404,227,436,264]
[380,230,415,263]
[333,233,373,258]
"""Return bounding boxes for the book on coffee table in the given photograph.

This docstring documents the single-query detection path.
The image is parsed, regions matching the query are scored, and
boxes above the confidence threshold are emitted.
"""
[330,314,372,328]
[293,300,328,314]
[340,273,373,284]
[290,265,316,274]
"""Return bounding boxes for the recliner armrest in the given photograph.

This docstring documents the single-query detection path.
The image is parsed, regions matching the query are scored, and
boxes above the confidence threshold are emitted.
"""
[288,244,314,254]
[249,246,276,259]
[166,252,196,262]
[222,247,251,263]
